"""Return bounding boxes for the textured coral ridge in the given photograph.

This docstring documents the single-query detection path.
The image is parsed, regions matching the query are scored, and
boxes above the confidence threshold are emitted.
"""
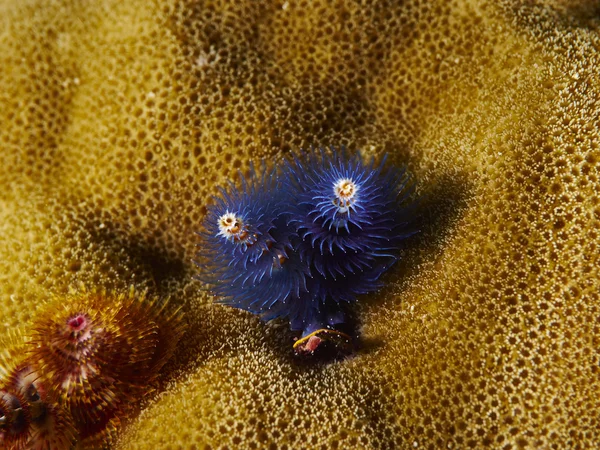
[0,288,182,449]
[197,149,415,340]
[1,0,600,448]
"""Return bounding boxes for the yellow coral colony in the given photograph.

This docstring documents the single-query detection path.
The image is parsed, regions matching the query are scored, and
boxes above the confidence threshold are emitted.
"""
[0,0,599,449]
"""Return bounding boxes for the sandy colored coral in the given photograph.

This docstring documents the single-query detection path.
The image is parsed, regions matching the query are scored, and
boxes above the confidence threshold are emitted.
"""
[0,0,599,448]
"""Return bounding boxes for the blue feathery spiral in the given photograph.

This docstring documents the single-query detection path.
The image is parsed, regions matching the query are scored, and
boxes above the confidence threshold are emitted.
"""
[283,149,416,280]
[197,148,417,342]
[196,168,309,311]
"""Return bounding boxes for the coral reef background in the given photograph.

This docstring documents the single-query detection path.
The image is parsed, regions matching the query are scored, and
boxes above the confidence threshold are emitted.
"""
[1,0,599,448]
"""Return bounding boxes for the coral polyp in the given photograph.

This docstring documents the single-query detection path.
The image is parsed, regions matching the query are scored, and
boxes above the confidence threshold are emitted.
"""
[0,287,185,449]
[197,147,417,351]
[0,334,33,449]
[27,287,183,444]
[7,366,77,450]
[25,403,76,450]
[0,333,77,450]
[0,389,30,449]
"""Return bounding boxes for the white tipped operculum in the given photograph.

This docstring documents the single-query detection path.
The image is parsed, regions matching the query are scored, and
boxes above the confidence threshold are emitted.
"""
[332,178,358,213]
[217,212,253,245]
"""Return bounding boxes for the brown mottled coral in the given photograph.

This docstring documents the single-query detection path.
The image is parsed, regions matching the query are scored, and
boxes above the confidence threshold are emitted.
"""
[0,0,599,448]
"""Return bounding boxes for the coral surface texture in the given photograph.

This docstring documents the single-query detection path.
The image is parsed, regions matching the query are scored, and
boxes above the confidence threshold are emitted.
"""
[1,0,599,449]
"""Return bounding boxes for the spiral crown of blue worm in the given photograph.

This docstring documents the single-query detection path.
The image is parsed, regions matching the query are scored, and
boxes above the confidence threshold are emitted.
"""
[196,148,417,338]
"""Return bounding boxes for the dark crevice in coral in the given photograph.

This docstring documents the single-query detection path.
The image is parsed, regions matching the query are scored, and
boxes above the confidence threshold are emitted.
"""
[84,218,189,296]
[365,170,475,311]
[134,246,188,291]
